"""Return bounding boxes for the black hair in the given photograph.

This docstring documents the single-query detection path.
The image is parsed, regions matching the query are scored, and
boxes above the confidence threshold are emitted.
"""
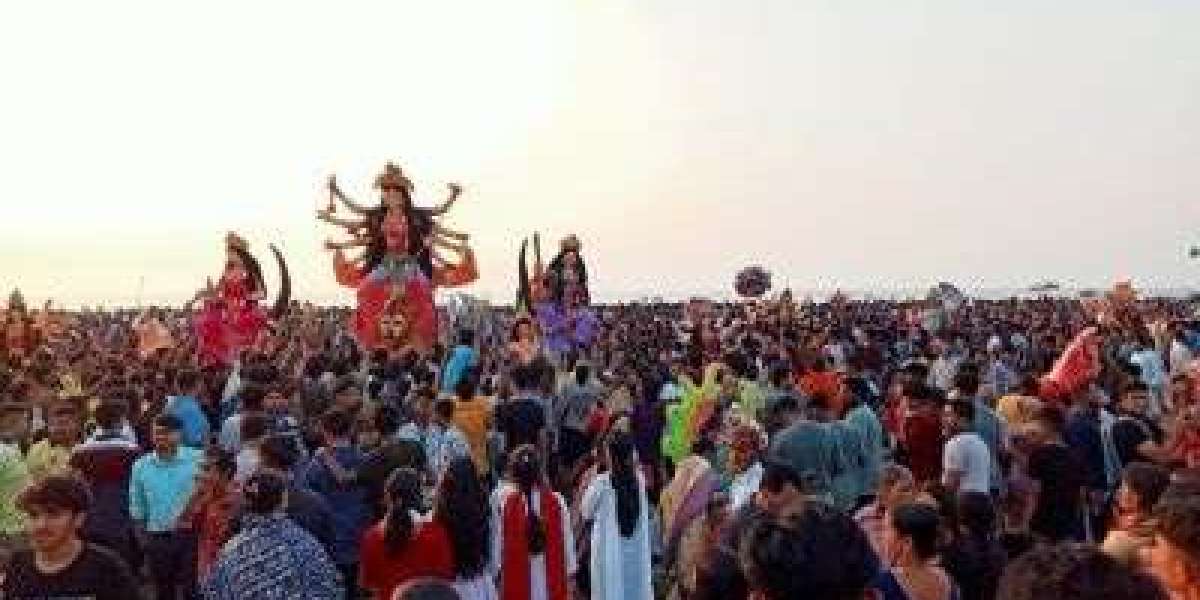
[1033,404,1066,435]
[239,383,268,413]
[203,446,237,478]
[1121,381,1150,397]
[154,412,183,432]
[175,369,199,391]
[998,543,1166,600]
[891,502,941,560]
[949,398,976,423]
[761,459,806,495]
[321,409,354,438]
[93,399,127,431]
[455,368,479,400]
[738,504,879,600]
[393,579,461,600]
[243,471,287,515]
[457,329,475,346]
[434,456,491,578]
[1121,462,1171,513]
[229,245,266,294]
[607,431,641,538]
[508,444,547,554]
[17,473,92,515]
[258,434,299,470]
[240,411,272,443]
[434,398,455,422]
[955,491,997,539]
[383,468,424,555]
[361,199,435,280]
[1154,495,1200,568]
[373,404,402,437]
[510,364,541,392]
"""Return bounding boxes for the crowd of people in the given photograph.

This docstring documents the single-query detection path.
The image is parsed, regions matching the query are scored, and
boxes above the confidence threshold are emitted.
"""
[0,288,1199,599]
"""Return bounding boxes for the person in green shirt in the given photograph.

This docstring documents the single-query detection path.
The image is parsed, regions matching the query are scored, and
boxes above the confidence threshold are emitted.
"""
[0,403,31,567]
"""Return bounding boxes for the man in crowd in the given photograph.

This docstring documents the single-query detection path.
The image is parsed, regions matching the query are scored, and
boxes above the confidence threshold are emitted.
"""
[942,399,992,496]
[1,474,142,600]
[129,413,202,600]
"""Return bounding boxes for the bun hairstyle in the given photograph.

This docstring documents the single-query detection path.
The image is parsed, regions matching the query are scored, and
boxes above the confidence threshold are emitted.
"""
[242,471,287,515]
[383,468,424,555]
[509,444,547,554]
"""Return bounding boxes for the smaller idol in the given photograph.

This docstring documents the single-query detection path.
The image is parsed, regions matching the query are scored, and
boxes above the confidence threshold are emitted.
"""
[516,233,597,360]
[192,232,291,367]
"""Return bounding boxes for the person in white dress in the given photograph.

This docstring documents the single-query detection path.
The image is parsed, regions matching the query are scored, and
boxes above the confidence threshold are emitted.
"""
[580,431,653,600]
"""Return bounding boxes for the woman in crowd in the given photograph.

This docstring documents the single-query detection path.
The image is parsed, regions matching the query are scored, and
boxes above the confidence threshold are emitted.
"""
[434,456,497,600]
[877,502,959,600]
[1102,461,1171,568]
[493,444,575,600]
[204,471,342,600]
[942,492,1006,600]
[581,432,653,600]
[359,468,454,599]
[659,453,720,599]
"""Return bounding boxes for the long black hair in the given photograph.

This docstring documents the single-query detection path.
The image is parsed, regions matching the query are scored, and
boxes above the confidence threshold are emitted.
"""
[508,444,547,554]
[361,189,436,279]
[434,456,491,577]
[383,468,424,555]
[229,246,265,294]
[607,431,640,538]
[546,248,589,305]
[228,244,291,319]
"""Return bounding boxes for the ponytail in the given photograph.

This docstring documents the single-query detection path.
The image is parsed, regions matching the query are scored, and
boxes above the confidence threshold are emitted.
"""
[383,468,423,555]
[608,432,640,538]
[509,445,547,554]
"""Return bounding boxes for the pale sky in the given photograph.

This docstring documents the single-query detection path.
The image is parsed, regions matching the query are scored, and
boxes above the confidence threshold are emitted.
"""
[1,1,1198,307]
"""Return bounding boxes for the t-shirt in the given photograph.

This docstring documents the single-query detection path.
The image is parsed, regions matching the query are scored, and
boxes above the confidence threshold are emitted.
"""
[1027,442,1084,541]
[942,432,991,494]
[358,518,455,598]
[1112,415,1163,467]
[1,543,141,600]
[495,397,546,455]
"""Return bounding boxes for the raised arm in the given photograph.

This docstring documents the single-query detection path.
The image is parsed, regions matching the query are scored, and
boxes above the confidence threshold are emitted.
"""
[327,175,374,216]
[316,210,367,231]
[426,182,463,216]
[433,244,479,288]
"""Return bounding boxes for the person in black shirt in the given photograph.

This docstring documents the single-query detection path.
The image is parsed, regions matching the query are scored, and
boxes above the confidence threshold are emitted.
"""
[247,433,337,554]
[354,404,427,518]
[495,363,548,464]
[2,474,142,600]
[1026,405,1085,542]
[1112,382,1171,467]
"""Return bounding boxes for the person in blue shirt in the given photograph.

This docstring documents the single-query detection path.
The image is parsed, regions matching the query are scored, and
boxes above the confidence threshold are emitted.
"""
[439,329,478,395]
[129,413,202,600]
[304,409,371,597]
[163,369,210,448]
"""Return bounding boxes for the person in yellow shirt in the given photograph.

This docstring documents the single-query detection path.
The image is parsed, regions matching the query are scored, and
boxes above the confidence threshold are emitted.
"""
[996,375,1043,430]
[26,403,80,480]
[450,370,492,478]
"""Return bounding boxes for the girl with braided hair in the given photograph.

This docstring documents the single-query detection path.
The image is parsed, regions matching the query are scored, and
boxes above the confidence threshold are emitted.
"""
[492,444,575,600]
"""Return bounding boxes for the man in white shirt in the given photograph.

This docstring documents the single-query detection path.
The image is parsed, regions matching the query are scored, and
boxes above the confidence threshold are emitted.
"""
[942,399,991,495]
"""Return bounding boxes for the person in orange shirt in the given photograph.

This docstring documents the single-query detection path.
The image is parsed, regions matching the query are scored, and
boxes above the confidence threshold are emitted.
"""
[451,369,493,479]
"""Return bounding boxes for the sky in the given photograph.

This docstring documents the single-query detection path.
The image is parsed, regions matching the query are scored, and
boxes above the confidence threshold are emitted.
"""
[1,0,1198,307]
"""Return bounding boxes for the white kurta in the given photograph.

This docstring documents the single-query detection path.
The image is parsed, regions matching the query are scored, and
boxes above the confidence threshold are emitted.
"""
[581,473,653,600]
[490,483,576,600]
